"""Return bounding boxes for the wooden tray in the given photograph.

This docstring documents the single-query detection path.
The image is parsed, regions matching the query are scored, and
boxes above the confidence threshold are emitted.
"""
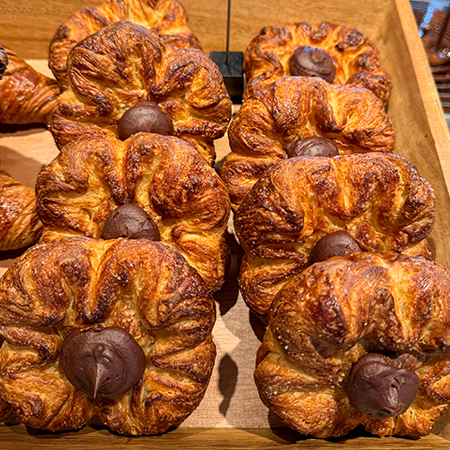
[1,0,450,447]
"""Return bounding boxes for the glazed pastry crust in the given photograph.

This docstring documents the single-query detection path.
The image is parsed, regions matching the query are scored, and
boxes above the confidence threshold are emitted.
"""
[36,133,230,293]
[0,169,43,251]
[255,252,450,438]
[0,46,61,125]
[235,153,435,318]
[49,0,202,89]
[50,21,231,165]
[244,22,391,102]
[0,237,216,435]
[221,76,395,209]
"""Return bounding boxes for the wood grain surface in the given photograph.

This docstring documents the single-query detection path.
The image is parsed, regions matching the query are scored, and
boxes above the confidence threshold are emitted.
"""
[1,0,450,448]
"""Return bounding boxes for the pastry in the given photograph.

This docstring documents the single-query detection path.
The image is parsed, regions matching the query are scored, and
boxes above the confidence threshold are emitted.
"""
[0,45,61,125]
[50,21,232,165]
[49,0,202,89]
[36,133,231,293]
[255,252,450,438]
[0,169,43,251]
[235,153,435,319]
[0,236,216,435]
[0,45,7,80]
[243,21,391,102]
[221,76,395,209]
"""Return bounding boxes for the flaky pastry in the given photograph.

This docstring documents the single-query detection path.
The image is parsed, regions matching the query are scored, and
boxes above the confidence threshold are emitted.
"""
[244,21,391,102]
[36,133,230,293]
[49,0,202,89]
[0,45,61,125]
[0,169,42,251]
[235,153,435,318]
[0,237,216,435]
[221,76,395,209]
[255,252,450,438]
[50,21,231,165]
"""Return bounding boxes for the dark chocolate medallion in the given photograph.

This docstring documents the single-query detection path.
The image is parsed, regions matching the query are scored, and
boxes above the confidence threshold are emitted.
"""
[289,46,336,83]
[101,203,161,241]
[117,101,174,140]
[61,327,146,400]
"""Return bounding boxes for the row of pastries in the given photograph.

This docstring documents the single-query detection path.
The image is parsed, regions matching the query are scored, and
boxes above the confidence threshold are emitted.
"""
[0,0,449,440]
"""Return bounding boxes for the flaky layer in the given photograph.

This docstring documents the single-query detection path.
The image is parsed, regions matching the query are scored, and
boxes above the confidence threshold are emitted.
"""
[255,252,450,438]
[0,46,60,125]
[235,153,435,318]
[50,21,231,165]
[0,237,216,435]
[221,76,395,209]
[244,22,391,102]
[36,133,230,293]
[0,170,43,251]
[49,0,202,89]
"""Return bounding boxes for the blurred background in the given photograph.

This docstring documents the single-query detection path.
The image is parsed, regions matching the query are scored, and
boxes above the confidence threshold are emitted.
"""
[411,0,450,126]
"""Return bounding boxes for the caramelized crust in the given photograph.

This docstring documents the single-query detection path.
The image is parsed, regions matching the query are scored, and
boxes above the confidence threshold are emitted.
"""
[36,133,230,293]
[49,0,202,89]
[50,21,231,165]
[221,76,395,209]
[235,153,435,318]
[255,252,450,438]
[0,46,61,125]
[0,170,43,251]
[0,237,216,435]
[244,22,391,102]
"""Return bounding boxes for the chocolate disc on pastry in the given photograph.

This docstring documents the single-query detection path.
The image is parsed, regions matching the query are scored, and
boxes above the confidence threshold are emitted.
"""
[117,101,174,141]
[289,46,336,83]
[61,327,146,400]
[101,203,161,241]
[310,230,362,263]
[284,136,339,158]
[346,353,420,419]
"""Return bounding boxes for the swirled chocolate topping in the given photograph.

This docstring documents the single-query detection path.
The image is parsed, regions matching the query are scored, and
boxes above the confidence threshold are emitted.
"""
[310,230,362,263]
[289,46,336,83]
[117,101,174,140]
[346,353,420,419]
[61,327,146,400]
[101,203,161,241]
[284,137,339,158]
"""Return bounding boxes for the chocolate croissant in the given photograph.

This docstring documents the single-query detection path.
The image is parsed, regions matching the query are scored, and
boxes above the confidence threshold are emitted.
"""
[0,45,61,125]
[244,21,391,102]
[255,252,450,438]
[235,153,435,318]
[0,169,43,251]
[0,237,216,435]
[221,76,395,209]
[49,0,202,89]
[50,21,231,165]
[36,133,230,293]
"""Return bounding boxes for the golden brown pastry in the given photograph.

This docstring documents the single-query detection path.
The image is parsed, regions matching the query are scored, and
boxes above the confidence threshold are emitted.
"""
[49,0,202,89]
[50,21,231,165]
[36,133,230,293]
[0,45,61,125]
[255,252,450,438]
[235,153,435,319]
[0,236,216,435]
[221,76,395,209]
[244,21,391,102]
[0,169,43,251]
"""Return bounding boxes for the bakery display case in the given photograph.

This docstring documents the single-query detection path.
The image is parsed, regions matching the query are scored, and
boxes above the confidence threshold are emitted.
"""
[1,0,450,448]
